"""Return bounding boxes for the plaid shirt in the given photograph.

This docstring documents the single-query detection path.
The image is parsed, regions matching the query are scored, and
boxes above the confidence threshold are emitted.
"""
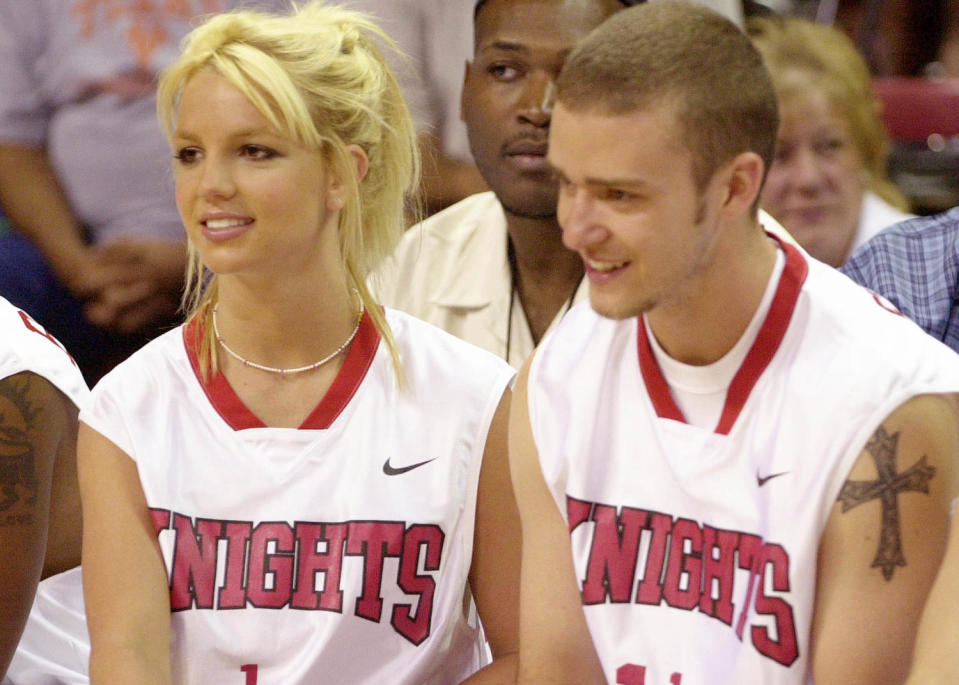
[841,207,959,353]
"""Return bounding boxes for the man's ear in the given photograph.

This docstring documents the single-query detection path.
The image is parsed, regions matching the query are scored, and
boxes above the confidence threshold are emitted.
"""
[718,151,765,220]
[327,144,369,211]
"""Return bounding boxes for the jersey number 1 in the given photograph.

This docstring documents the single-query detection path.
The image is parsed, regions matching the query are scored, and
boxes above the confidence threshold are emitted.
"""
[240,664,258,684]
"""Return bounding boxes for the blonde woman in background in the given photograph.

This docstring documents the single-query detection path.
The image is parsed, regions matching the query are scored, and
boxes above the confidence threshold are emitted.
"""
[749,16,913,267]
[77,3,519,683]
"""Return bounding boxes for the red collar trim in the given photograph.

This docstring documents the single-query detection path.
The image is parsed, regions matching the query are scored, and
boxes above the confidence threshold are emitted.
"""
[637,237,808,435]
[183,310,381,431]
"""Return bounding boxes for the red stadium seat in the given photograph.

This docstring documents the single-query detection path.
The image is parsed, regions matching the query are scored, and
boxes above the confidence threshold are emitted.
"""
[873,77,959,143]
[872,77,959,213]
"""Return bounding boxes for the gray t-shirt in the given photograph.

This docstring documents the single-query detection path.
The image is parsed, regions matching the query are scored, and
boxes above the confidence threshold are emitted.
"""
[0,0,286,245]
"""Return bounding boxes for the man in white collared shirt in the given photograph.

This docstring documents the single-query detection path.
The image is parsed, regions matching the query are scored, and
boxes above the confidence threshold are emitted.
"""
[375,0,617,368]
[376,189,588,367]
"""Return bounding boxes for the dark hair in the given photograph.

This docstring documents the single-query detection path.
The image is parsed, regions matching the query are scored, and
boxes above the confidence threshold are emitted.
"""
[474,0,635,20]
[474,0,770,20]
[556,1,778,193]
[744,0,775,17]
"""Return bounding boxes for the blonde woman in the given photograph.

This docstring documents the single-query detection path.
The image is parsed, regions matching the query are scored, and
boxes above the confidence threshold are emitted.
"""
[749,16,913,267]
[77,3,518,683]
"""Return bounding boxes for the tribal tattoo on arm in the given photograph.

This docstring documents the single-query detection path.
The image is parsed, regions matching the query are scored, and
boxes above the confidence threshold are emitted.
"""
[837,426,936,581]
[0,375,40,524]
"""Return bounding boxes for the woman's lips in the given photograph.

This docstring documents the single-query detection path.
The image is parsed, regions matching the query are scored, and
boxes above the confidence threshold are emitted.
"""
[201,217,254,242]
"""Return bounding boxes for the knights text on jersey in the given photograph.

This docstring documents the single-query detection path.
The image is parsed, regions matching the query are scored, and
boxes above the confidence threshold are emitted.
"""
[527,243,959,684]
[79,308,514,684]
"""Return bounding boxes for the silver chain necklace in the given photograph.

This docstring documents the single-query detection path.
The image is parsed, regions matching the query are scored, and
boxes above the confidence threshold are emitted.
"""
[212,304,363,376]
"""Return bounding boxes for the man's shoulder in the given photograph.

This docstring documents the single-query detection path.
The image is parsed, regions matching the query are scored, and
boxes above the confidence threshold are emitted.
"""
[839,208,959,340]
[374,192,508,313]
[842,208,959,278]
[388,191,505,275]
[802,257,959,378]
[0,297,88,407]
[401,191,505,247]
[385,306,514,391]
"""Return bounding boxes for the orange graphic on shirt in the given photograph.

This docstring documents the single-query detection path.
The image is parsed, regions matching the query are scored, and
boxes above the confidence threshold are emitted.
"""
[72,0,227,69]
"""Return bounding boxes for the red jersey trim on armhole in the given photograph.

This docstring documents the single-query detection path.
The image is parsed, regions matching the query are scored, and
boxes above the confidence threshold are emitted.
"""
[182,310,382,431]
[636,235,809,434]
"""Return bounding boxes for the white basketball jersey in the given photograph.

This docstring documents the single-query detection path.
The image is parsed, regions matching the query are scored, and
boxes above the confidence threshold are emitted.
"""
[528,243,959,685]
[0,296,87,407]
[80,308,514,684]
[0,297,90,685]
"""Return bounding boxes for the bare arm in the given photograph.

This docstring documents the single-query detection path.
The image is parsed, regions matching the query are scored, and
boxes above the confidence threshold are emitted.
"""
[811,393,959,684]
[84,239,186,333]
[0,144,184,332]
[78,423,172,685]
[0,144,101,296]
[42,395,81,579]
[462,389,519,683]
[905,391,959,685]
[905,499,959,684]
[0,372,76,677]
[508,359,605,684]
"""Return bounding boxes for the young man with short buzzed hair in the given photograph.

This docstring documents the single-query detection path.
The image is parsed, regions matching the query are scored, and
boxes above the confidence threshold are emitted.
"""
[510,3,959,683]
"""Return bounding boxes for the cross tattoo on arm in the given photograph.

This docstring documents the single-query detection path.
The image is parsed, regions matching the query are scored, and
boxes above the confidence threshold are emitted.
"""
[837,425,936,581]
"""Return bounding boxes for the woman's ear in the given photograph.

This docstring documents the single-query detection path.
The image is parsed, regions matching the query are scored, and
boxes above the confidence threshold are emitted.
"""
[327,144,370,211]
[347,143,370,183]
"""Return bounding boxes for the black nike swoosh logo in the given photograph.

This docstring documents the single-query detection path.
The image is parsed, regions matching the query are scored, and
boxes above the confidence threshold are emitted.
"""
[757,471,789,487]
[383,457,437,476]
